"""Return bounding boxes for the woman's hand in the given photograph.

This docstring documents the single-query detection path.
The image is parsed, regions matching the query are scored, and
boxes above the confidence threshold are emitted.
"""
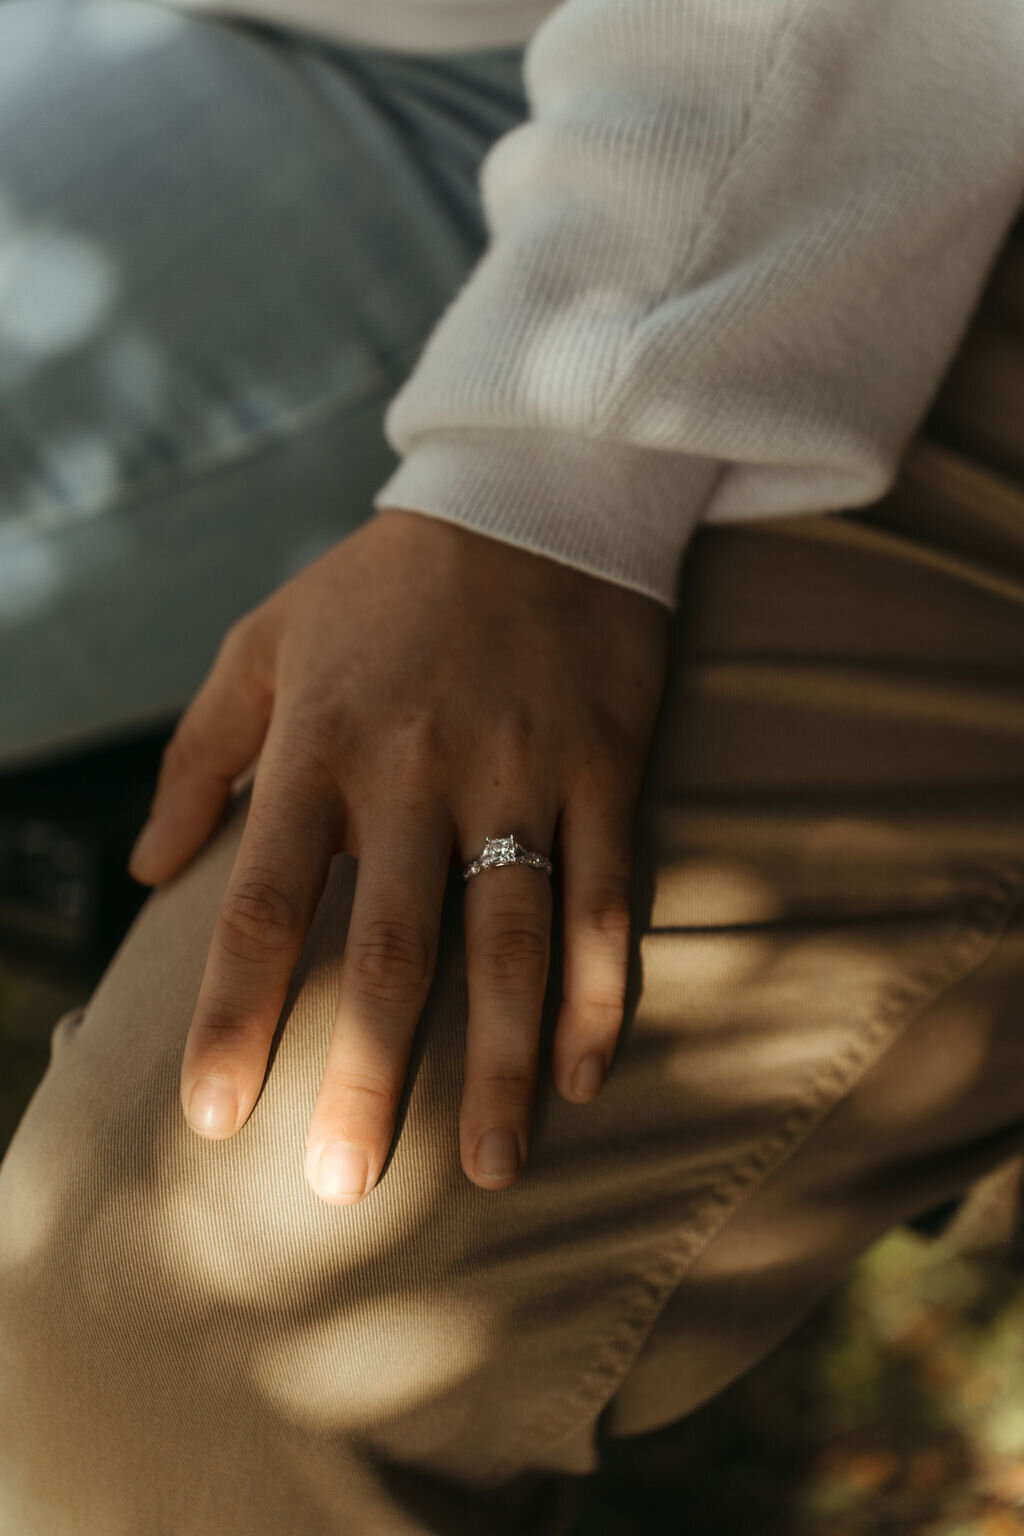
[127,507,671,1204]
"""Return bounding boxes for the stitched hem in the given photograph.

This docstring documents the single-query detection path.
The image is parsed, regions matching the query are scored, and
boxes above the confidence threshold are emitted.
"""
[479,857,1024,1486]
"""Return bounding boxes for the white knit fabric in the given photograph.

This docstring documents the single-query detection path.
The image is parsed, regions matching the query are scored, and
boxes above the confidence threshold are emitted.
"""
[144,0,1024,608]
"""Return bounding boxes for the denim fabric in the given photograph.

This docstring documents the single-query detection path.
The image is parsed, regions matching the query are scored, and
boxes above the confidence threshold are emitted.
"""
[0,0,528,768]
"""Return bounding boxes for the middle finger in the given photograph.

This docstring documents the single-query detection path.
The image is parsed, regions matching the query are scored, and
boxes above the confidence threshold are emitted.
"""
[305,793,454,1206]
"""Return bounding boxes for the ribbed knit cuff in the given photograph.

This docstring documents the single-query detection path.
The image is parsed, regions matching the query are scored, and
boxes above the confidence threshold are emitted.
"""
[372,428,724,612]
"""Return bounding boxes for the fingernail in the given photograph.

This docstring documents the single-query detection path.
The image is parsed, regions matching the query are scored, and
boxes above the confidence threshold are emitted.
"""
[571,1052,605,1099]
[475,1128,520,1180]
[315,1141,369,1204]
[128,820,158,880]
[187,1077,238,1136]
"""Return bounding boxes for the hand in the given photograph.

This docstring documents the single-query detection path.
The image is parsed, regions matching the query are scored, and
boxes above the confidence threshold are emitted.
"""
[127,507,670,1204]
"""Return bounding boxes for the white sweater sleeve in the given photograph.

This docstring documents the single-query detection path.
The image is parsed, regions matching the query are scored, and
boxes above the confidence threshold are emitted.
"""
[372,0,1024,611]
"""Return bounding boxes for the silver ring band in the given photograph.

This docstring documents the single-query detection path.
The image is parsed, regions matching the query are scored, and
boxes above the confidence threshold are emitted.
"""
[463,834,553,882]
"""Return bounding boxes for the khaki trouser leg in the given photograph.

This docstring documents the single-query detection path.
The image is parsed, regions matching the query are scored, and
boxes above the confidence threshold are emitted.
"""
[2,241,1023,1536]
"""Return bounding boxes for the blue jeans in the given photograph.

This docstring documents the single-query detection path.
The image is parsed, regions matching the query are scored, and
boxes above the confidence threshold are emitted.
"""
[0,0,528,769]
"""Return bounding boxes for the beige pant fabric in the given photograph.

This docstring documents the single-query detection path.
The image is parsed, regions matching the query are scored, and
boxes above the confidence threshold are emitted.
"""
[2,219,1024,1536]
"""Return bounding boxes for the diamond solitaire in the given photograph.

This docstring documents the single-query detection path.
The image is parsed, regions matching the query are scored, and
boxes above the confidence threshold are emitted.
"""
[483,836,518,867]
[463,834,553,881]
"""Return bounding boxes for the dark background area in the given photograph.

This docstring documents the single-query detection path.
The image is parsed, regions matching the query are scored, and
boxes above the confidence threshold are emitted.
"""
[0,723,173,1146]
[0,723,173,989]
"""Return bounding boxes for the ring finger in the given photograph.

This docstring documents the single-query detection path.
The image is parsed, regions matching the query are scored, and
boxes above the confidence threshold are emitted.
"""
[460,808,557,1191]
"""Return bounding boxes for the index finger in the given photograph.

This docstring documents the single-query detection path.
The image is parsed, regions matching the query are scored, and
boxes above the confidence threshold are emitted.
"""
[180,738,343,1138]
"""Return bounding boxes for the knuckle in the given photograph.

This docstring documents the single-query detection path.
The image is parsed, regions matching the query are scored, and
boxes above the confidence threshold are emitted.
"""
[566,733,621,785]
[494,721,540,774]
[585,882,633,944]
[274,733,340,800]
[192,994,262,1049]
[570,753,637,817]
[326,1068,399,1117]
[391,713,449,777]
[348,918,433,1001]
[477,1062,536,1112]
[573,991,625,1034]
[220,877,302,957]
[598,725,637,777]
[490,706,538,768]
[474,920,549,990]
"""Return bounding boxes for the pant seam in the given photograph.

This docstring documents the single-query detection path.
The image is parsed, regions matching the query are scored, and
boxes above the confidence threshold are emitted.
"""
[480,857,1024,1485]
[2,336,429,539]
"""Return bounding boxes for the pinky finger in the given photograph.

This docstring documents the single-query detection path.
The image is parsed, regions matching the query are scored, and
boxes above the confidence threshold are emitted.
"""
[128,614,275,886]
[551,781,637,1104]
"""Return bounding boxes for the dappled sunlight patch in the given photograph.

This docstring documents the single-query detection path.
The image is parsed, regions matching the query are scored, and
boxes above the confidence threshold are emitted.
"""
[648,850,784,928]
[148,1185,272,1309]
[0,225,118,360]
[250,1290,493,1444]
[0,1119,71,1275]
[143,1166,406,1316]
[635,927,779,1034]
[638,923,886,1043]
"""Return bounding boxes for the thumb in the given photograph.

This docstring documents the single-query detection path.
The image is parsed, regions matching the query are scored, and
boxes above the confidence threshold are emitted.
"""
[128,614,275,886]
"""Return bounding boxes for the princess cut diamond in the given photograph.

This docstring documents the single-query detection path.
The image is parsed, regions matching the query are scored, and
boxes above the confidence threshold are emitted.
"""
[483,835,518,867]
